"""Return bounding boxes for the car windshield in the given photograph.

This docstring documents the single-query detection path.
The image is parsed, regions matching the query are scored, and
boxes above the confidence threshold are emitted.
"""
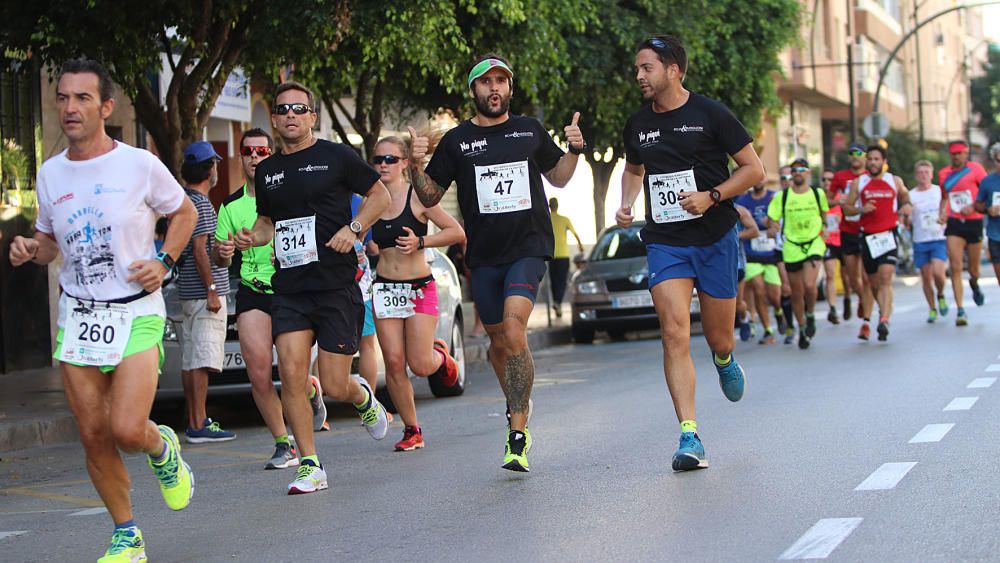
[590,225,646,261]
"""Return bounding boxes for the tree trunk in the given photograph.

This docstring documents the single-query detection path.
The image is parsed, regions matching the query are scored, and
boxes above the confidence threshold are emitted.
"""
[588,156,617,236]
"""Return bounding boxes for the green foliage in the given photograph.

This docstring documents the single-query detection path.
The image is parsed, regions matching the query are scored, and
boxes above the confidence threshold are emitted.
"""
[1,139,31,190]
[971,43,1000,144]
[883,128,949,187]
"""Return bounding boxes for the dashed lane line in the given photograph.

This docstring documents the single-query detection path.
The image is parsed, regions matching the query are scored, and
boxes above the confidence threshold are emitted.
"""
[0,531,29,540]
[967,377,996,389]
[984,364,1000,372]
[943,397,979,411]
[0,488,103,508]
[68,507,108,517]
[909,424,955,443]
[855,462,918,491]
[778,518,864,560]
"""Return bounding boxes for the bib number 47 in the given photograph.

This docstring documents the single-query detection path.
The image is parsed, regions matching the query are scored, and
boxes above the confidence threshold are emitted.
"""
[494,180,514,196]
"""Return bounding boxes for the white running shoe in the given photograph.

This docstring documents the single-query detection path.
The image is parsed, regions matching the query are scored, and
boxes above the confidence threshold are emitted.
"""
[287,462,328,495]
[355,377,388,440]
[309,375,328,432]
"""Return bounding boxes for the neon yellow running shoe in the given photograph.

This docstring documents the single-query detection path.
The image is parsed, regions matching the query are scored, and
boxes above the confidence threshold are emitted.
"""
[148,425,194,510]
[502,428,532,472]
[97,526,147,562]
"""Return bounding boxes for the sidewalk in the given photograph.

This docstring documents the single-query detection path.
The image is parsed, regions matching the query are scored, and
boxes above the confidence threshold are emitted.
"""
[0,302,572,454]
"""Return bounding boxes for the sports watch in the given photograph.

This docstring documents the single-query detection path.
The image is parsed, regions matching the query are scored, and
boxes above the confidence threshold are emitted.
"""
[709,188,722,206]
[349,220,363,235]
[156,251,175,271]
[569,141,588,155]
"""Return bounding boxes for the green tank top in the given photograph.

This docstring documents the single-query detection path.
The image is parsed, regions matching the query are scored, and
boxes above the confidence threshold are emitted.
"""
[215,184,275,293]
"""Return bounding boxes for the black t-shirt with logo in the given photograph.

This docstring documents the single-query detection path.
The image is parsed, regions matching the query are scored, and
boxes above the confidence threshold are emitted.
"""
[424,115,564,268]
[623,92,753,247]
[255,139,380,293]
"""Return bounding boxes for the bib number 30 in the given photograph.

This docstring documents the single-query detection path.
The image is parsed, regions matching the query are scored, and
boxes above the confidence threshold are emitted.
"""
[59,301,134,366]
[649,170,701,224]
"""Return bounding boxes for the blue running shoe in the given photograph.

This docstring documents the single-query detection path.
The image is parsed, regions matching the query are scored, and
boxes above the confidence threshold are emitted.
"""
[972,283,986,307]
[672,432,708,471]
[714,354,745,402]
[184,418,235,443]
[739,320,751,342]
[956,308,968,326]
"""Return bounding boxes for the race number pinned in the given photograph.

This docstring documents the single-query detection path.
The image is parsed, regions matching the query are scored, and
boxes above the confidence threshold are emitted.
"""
[649,169,701,224]
[949,191,973,214]
[476,161,531,214]
[825,214,841,233]
[919,211,941,233]
[865,231,897,259]
[992,191,1000,208]
[60,301,134,366]
[750,234,776,253]
[274,216,318,268]
[372,282,416,319]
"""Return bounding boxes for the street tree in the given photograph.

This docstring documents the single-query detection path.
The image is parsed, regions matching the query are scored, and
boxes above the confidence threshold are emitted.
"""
[1,0,349,175]
[971,43,1000,144]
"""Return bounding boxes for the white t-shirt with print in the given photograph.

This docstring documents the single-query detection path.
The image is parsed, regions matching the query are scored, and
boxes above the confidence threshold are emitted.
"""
[910,184,946,244]
[35,142,186,323]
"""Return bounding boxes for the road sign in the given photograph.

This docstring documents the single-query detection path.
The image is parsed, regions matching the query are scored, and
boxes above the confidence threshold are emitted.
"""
[862,112,889,139]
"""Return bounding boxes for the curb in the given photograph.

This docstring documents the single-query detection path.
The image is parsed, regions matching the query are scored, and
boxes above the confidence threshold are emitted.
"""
[0,416,79,454]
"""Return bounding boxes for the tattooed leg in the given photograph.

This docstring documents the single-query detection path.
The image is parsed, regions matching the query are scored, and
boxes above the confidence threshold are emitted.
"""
[501,297,535,431]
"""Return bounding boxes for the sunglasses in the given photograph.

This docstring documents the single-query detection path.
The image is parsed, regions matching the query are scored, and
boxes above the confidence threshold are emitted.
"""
[240,146,271,157]
[271,103,311,115]
[848,150,865,157]
[792,167,809,173]
[371,155,402,165]
[780,175,793,181]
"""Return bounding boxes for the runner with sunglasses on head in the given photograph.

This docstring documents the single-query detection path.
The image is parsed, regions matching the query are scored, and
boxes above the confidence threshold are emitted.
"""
[408,53,584,472]
[821,168,845,324]
[831,142,872,323]
[618,35,765,471]
[367,136,465,452]
[940,140,988,325]
[236,81,392,494]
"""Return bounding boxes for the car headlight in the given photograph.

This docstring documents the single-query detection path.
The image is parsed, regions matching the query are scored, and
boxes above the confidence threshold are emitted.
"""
[163,321,179,342]
[575,280,602,294]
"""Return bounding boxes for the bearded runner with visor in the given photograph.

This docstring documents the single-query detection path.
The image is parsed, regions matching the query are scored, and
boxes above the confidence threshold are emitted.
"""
[940,139,988,325]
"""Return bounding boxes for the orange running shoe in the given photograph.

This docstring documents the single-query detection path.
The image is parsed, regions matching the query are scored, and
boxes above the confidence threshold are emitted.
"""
[432,339,459,387]
[394,427,425,451]
[857,323,870,341]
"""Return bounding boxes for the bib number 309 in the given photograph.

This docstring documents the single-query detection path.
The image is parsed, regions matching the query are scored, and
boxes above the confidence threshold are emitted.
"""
[372,283,416,319]
[60,301,134,366]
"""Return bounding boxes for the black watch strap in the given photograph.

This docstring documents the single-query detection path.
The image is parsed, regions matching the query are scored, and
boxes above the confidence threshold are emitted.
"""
[569,142,587,156]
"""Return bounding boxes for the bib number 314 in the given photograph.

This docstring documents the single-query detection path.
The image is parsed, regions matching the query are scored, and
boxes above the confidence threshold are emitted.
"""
[60,301,134,366]
[274,216,318,268]
[649,170,701,224]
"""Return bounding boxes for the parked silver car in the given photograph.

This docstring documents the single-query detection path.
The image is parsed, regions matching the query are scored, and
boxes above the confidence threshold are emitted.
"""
[157,248,466,401]
[570,221,699,343]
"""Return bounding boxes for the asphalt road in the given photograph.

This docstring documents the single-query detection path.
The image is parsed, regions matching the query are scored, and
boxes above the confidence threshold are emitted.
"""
[2,278,1000,562]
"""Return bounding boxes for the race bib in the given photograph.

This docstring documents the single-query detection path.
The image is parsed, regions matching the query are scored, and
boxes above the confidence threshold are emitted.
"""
[949,191,973,214]
[750,234,776,253]
[372,282,416,319]
[476,161,531,214]
[60,301,134,366]
[992,192,1000,208]
[865,231,897,259]
[274,216,318,268]
[825,214,841,233]
[649,169,701,224]
[919,211,941,233]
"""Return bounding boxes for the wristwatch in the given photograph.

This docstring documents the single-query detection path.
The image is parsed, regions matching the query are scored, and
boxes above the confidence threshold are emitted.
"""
[569,141,587,156]
[155,251,175,271]
[418,236,425,250]
[709,188,722,206]
[349,220,363,235]
[208,283,217,292]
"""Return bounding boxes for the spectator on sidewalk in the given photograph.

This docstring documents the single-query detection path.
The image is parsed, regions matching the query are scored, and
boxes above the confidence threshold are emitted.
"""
[177,141,235,443]
[548,197,583,318]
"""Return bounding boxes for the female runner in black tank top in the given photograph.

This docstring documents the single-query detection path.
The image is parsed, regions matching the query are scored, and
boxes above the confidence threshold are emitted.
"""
[368,136,465,451]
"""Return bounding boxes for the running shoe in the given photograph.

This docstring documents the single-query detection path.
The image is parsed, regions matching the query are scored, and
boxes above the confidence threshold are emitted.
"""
[956,308,968,326]
[432,338,459,387]
[502,428,532,472]
[148,425,193,511]
[805,314,816,338]
[783,327,794,345]
[758,330,776,345]
[287,460,328,495]
[738,318,751,342]
[858,323,871,341]
[672,432,708,471]
[265,441,299,470]
[971,281,986,306]
[505,398,534,427]
[98,526,146,563]
[184,418,235,443]
[775,311,787,335]
[937,295,949,316]
[714,354,745,402]
[309,375,328,432]
[877,319,889,341]
[798,331,811,350]
[927,309,938,324]
[355,377,388,440]
[843,296,852,320]
[395,427,425,451]
[827,307,840,325]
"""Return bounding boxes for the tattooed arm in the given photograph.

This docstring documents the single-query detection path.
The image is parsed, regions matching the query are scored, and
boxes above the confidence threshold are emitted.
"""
[407,126,447,207]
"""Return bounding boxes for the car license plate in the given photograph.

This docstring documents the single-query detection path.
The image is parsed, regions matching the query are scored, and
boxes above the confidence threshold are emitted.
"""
[613,294,653,309]
[223,352,245,369]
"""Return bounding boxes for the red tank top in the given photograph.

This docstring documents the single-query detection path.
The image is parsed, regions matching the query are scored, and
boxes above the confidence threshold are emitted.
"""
[859,173,898,235]
[832,168,867,234]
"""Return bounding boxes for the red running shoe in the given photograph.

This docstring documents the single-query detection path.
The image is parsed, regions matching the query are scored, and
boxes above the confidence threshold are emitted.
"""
[433,339,459,387]
[394,427,425,451]
[857,323,870,341]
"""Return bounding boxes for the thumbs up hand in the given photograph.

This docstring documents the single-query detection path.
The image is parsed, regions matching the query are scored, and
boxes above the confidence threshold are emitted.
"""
[234,226,254,251]
[218,232,236,260]
[408,126,429,163]
[564,112,584,152]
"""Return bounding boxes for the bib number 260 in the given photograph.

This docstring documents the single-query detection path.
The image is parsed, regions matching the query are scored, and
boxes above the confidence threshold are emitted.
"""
[76,322,116,344]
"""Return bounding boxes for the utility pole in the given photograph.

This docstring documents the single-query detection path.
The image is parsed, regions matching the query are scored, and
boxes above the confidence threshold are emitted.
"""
[846,0,857,142]
[914,0,926,148]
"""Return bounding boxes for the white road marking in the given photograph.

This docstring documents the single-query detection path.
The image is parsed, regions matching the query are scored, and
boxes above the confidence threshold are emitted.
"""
[968,377,997,389]
[68,507,108,517]
[779,518,864,560]
[0,531,29,540]
[943,397,979,411]
[985,364,1000,372]
[909,424,955,443]
[855,462,918,491]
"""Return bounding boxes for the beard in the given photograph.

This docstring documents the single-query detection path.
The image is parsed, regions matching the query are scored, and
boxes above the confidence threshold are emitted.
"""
[793,176,806,187]
[474,91,511,118]
[867,163,882,176]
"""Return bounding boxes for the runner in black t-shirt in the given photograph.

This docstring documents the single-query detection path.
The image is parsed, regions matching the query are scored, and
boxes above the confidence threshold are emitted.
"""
[407,54,585,472]
[617,36,764,471]
[235,81,392,495]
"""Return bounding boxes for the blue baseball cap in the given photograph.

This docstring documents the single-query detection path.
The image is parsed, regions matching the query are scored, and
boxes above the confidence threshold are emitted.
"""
[848,142,866,153]
[183,141,222,164]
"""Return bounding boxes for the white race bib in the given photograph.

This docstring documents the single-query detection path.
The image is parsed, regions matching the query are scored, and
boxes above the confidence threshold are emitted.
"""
[949,191,973,214]
[475,161,531,214]
[60,301,134,366]
[919,211,941,233]
[649,170,701,224]
[865,231,897,259]
[992,192,1000,208]
[275,216,318,268]
[372,283,416,319]
[750,234,776,253]
[825,214,841,233]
